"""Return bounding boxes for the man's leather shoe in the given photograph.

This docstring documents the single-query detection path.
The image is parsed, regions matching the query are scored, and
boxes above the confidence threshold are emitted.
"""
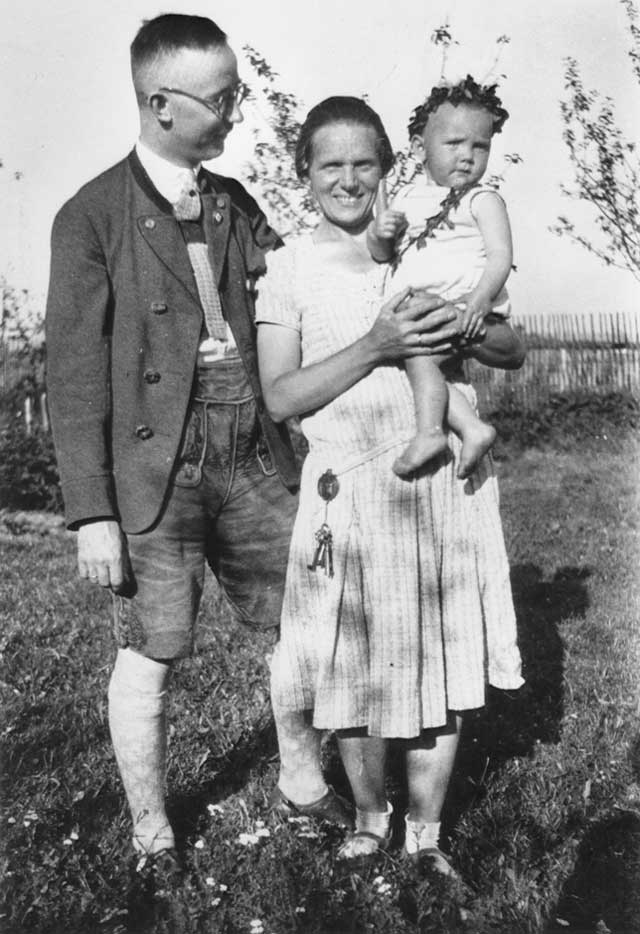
[270,785,354,829]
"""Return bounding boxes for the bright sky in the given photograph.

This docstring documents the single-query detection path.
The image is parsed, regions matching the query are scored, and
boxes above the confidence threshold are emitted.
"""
[1,0,639,320]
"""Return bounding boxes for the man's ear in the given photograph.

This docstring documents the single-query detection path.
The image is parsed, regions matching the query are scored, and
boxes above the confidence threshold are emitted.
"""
[148,92,173,126]
[410,134,425,162]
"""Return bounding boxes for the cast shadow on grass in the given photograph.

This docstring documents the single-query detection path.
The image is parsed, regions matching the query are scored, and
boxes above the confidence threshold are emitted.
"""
[546,809,640,934]
[446,562,591,832]
[167,712,279,849]
[167,563,592,854]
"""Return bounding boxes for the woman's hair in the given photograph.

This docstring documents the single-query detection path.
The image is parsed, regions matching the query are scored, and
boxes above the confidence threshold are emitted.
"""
[295,96,395,180]
[407,75,509,139]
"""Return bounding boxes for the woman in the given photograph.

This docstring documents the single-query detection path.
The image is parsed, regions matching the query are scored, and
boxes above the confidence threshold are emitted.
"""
[256,97,523,872]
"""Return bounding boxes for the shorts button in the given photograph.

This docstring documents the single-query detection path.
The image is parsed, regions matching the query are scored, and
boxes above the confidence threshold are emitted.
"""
[213,211,223,224]
[150,302,168,315]
[216,197,226,208]
[144,370,161,384]
[144,218,156,230]
[136,425,154,440]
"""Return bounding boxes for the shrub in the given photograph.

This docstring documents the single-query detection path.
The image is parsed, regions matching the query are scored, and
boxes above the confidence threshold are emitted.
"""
[0,422,63,512]
[490,389,639,451]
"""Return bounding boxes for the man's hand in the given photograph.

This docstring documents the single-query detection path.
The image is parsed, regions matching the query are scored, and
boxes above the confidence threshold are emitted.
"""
[366,288,459,362]
[77,519,125,591]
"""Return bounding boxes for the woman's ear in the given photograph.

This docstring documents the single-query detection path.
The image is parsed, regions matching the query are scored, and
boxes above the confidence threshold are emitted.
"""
[410,134,425,162]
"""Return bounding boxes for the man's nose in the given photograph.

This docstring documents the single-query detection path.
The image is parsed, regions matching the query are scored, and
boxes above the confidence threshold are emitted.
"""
[228,98,244,125]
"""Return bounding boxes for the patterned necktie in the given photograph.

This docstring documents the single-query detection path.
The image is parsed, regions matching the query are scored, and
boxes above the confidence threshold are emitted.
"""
[173,173,227,341]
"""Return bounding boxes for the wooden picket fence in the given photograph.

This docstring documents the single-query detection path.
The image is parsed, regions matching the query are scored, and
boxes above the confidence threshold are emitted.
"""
[469,311,640,409]
[1,311,639,423]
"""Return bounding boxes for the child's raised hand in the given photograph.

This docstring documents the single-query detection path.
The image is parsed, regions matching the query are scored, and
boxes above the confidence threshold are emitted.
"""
[460,292,492,339]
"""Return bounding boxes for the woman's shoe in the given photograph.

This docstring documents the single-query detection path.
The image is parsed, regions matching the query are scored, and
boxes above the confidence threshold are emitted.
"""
[336,801,393,861]
[336,829,390,861]
[410,845,459,879]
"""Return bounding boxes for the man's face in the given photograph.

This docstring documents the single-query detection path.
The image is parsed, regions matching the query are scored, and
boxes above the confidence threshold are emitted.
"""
[154,44,243,167]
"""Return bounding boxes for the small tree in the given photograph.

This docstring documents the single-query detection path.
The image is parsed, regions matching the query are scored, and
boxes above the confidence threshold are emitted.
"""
[552,0,640,280]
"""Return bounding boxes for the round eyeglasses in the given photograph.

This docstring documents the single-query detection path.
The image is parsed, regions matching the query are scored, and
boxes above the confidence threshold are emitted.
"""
[155,81,249,119]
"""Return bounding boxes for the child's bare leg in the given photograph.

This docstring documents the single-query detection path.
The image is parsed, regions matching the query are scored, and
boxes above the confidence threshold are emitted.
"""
[393,357,448,477]
[447,386,496,479]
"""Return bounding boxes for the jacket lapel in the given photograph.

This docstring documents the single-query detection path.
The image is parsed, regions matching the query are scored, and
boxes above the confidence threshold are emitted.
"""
[136,214,201,307]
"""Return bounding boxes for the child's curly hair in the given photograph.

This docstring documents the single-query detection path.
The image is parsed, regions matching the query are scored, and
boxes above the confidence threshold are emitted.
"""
[408,74,509,139]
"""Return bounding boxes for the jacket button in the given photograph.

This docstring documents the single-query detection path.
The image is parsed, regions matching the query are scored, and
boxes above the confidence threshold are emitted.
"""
[213,211,223,224]
[136,425,154,440]
[144,218,156,230]
[144,370,161,384]
[216,197,226,208]
[150,302,168,314]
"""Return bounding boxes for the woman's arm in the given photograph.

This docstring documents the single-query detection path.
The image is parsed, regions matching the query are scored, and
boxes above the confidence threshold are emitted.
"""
[461,314,526,370]
[258,289,459,422]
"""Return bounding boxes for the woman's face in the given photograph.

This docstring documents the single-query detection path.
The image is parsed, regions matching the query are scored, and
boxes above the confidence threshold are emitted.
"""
[306,121,383,234]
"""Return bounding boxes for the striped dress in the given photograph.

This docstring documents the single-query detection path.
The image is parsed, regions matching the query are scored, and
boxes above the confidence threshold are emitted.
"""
[256,236,523,738]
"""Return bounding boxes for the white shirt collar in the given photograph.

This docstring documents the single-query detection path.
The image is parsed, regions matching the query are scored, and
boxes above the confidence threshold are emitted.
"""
[136,139,202,205]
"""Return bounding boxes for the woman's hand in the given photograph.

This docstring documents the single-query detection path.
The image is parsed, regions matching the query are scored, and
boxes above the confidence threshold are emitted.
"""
[365,288,460,363]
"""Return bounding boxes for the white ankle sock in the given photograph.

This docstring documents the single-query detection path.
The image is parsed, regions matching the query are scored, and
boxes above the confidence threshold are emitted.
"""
[404,816,441,855]
[108,649,174,855]
[356,801,393,838]
[338,802,393,859]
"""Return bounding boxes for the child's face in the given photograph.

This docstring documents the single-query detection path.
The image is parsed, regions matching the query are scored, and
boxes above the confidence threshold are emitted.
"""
[412,101,494,189]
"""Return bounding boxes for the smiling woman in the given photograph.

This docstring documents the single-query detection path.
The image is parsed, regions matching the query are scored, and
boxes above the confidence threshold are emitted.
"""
[256,95,524,872]
[305,123,382,234]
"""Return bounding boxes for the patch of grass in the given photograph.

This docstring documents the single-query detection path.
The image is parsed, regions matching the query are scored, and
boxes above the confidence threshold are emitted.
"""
[1,438,639,933]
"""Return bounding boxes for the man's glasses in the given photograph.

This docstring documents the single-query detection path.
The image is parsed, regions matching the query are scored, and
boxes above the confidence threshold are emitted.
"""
[155,81,249,119]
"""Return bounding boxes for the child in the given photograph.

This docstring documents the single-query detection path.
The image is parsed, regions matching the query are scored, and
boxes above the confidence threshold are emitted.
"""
[367,75,513,479]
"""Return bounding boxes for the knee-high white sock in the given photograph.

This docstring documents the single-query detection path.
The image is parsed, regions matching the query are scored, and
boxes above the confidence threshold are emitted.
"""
[272,705,327,805]
[108,648,174,855]
[269,644,326,805]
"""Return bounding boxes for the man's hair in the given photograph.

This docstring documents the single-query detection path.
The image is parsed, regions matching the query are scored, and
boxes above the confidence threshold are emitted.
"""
[295,96,395,180]
[408,75,509,140]
[131,14,227,99]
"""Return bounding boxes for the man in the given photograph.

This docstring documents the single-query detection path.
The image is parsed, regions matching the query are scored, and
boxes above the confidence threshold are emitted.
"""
[46,14,354,865]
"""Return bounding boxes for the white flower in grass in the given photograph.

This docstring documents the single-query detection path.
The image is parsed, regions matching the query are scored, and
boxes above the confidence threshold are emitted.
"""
[194,838,205,850]
[7,818,15,825]
[218,883,228,892]
[295,907,306,914]
[207,803,224,816]
[205,877,215,887]
[238,832,260,846]
[249,921,264,934]
[255,827,271,838]
[211,898,221,907]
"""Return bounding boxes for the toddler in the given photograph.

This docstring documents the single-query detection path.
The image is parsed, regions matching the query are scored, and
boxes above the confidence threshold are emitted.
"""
[367,75,513,478]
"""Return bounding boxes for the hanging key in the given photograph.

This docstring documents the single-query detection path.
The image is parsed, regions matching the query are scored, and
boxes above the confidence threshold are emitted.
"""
[308,469,339,577]
[308,522,334,577]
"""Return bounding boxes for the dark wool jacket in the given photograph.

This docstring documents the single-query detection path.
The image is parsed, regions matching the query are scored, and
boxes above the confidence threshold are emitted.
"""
[46,150,298,533]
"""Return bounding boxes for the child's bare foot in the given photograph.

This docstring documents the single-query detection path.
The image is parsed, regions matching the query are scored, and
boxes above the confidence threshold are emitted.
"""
[457,422,496,479]
[392,430,448,477]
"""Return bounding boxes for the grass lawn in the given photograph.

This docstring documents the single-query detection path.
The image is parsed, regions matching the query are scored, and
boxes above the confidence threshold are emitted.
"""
[1,432,639,934]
